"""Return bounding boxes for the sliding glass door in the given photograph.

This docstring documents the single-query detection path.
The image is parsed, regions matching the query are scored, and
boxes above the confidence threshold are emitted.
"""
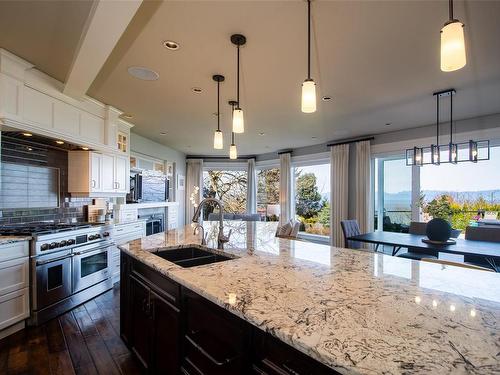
[375,157,413,232]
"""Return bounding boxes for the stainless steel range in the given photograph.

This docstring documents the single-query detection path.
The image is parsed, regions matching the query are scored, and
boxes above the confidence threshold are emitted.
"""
[0,223,115,325]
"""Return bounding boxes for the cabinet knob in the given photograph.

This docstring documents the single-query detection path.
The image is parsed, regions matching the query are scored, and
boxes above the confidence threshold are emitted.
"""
[92,180,96,188]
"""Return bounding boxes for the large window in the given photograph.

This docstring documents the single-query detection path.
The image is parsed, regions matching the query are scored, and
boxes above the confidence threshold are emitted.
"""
[374,145,500,233]
[257,167,280,221]
[294,163,330,237]
[203,169,247,219]
[374,157,412,232]
[420,146,500,231]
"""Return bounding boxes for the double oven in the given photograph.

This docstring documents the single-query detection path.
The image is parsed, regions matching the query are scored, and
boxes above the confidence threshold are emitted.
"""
[28,224,115,325]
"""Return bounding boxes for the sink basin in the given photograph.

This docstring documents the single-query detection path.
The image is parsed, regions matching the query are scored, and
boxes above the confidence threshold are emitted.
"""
[156,247,236,268]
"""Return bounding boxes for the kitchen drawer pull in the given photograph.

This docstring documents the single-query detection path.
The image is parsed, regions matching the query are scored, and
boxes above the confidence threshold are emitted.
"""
[91,180,96,188]
[185,333,238,367]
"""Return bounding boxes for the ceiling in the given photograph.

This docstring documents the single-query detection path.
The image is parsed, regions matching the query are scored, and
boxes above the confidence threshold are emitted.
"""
[0,0,93,83]
[2,1,500,156]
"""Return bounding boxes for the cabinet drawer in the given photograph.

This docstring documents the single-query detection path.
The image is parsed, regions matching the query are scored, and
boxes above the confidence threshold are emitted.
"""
[0,241,29,262]
[0,287,29,330]
[131,260,180,307]
[0,257,29,296]
[183,289,249,374]
[253,330,338,375]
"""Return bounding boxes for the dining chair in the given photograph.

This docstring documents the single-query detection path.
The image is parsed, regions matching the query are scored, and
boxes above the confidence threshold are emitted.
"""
[464,226,500,270]
[421,258,494,272]
[340,220,362,249]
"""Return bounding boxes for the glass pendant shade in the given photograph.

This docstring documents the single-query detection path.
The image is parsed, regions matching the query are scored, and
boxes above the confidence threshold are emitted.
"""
[440,21,466,72]
[229,144,238,159]
[449,143,458,164]
[469,140,478,162]
[232,108,244,133]
[431,144,441,165]
[413,147,423,166]
[301,79,316,113]
[213,130,223,149]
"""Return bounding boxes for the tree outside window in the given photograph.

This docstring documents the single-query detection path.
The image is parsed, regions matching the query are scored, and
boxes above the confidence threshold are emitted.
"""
[203,170,247,219]
[257,168,280,221]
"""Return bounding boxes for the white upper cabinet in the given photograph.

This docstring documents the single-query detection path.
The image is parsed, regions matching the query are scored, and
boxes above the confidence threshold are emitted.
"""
[101,154,116,192]
[115,156,128,193]
[68,151,129,197]
[0,49,132,153]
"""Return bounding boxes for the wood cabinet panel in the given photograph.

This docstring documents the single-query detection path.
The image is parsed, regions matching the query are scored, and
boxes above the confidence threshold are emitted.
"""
[130,275,151,370]
[101,153,115,192]
[115,156,128,193]
[53,100,79,135]
[80,112,105,143]
[23,86,52,129]
[0,257,29,297]
[0,287,29,331]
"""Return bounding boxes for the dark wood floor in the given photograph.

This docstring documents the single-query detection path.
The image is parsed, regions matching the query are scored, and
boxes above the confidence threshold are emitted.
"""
[0,283,145,375]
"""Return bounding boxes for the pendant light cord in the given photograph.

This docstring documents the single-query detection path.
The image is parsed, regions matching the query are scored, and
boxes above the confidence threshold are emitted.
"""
[449,0,454,21]
[307,0,311,79]
[436,94,440,145]
[237,46,240,106]
[217,81,220,131]
[450,92,453,144]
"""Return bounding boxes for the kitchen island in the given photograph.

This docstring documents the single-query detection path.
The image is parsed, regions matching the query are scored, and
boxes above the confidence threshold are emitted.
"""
[119,221,500,374]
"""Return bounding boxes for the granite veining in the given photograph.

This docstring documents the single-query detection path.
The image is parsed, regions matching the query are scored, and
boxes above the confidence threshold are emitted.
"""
[119,221,500,374]
[0,236,31,245]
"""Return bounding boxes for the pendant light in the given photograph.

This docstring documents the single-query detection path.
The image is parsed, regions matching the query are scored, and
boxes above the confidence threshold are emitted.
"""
[440,0,466,72]
[229,100,238,159]
[231,34,246,133]
[406,88,490,166]
[212,75,224,150]
[301,0,316,113]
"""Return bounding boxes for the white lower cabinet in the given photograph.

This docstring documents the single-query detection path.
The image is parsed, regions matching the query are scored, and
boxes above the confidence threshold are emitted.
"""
[0,240,30,337]
[111,221,146,283]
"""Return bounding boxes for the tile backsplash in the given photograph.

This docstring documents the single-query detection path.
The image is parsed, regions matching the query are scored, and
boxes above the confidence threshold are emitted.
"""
[0,135,92,225]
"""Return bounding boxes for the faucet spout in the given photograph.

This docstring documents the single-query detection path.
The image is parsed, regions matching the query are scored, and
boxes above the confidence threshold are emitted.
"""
[192,198,231,249]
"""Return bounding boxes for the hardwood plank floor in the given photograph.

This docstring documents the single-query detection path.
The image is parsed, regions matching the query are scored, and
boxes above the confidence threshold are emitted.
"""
[0,283,144,375]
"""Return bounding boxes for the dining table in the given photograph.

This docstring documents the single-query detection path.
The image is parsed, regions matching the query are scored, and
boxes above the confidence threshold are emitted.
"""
[347,231,500,272]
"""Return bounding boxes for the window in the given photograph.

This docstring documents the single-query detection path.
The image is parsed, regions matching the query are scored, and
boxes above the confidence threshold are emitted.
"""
[257,167,280,221]
[374,157,412,232]
[293,163,330,238]
[203,169,247,219]
[420,146,500,231]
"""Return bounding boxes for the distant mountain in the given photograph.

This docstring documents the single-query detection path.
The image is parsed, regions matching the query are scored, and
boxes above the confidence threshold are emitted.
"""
[385,190,500,205]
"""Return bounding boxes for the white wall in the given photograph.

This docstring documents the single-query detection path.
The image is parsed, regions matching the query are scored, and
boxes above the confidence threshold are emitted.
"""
[130,133,186,226]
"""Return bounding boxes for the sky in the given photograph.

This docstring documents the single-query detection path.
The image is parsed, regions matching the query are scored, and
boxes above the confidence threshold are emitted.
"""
[383,146,500,193]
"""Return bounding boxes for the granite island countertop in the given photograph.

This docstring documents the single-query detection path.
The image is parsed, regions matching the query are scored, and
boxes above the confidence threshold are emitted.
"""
[119,221,500,375]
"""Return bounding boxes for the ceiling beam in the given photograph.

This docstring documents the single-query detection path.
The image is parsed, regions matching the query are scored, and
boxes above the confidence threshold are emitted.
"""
[63,0,142,99]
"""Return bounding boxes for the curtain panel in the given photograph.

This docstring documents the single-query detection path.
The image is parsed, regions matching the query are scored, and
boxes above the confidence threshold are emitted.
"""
[246,158,257,214]
[355,140,373,233]
[279,152,292,226]
[185,159,203,224]
[330,144,349,247]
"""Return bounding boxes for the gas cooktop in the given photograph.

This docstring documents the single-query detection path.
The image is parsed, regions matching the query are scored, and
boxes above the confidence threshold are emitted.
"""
[0,222,94,236]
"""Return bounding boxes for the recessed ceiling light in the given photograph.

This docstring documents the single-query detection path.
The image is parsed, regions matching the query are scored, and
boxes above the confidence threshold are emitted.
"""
[258,132,265,136]
[163,40,180,50]
[128,66,160,81]
[55,140,64,145]
[322,96,332,101]
[385,122,392,126]
[81,147,89,151]
[192,87,203,94]
[311,136,317,139]
[22,132,33,137]
[27,147,33,151]
[160,132,167,135]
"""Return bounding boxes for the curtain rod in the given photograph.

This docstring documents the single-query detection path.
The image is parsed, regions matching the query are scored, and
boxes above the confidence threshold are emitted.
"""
[186,155,256,160]
[277,149,293,155]
[327,136,374,147]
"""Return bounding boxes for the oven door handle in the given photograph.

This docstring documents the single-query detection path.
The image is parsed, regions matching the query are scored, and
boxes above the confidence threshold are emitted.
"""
[73,243,115,256]
[36,253,74,266]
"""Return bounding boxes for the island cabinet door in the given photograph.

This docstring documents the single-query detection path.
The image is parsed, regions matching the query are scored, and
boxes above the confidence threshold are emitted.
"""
[150,289,180,374]
[120,253,132,345]
[130,275,152,370]
[181,289,250,375]
[252,330,339,375]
